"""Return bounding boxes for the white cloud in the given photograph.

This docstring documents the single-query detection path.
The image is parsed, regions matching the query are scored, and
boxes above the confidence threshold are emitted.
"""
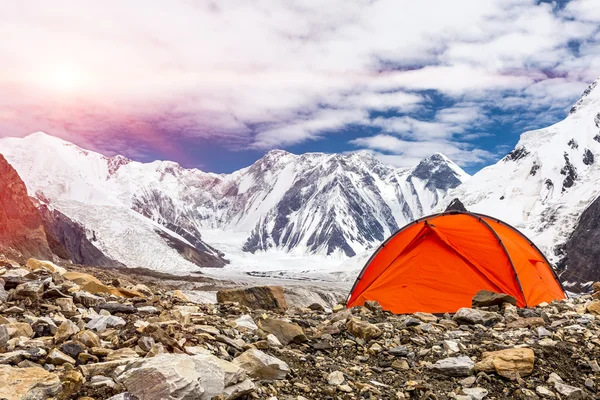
[0,0,598,169]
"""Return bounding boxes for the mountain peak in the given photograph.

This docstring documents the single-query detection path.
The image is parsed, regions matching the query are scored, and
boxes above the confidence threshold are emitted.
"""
[411,152,469,189]
[569,76,600,115]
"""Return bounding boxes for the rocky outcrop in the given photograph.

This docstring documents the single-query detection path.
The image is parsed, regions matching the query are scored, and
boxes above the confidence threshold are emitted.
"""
[445,198,468,212]
[556,195,600,289]
[0,154,57,260]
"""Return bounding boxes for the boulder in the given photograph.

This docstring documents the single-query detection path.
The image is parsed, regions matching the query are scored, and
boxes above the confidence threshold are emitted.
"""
[430,356,475,377]
[233,348,289,380]
[0,365,62,400]
[217,286,288,310]
[258,318,308,345]
[116,353,250,400]
[472,290,517,307]
[453,308,502,326]
[475,348,534,380]
[346,318,382,341]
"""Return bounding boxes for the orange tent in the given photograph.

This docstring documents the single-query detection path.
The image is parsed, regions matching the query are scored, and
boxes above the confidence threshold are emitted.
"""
[347,211,566,314]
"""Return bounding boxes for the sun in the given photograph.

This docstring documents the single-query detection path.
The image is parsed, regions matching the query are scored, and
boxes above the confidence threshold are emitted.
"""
[45,64,87,93]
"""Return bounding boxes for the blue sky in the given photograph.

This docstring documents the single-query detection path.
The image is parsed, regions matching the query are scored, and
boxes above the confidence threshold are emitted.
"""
[0,0,599,175]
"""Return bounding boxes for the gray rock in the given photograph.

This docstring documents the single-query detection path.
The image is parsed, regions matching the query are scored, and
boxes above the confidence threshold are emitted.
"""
[453,308,501,326]
[137,336,155,353]
[430,356,474,377]
[74,291,105,307]
[462,387,489,400]
[554,382,585,399]
[234,315,258,331]
[13,281,44,300]
[86,315,126,331]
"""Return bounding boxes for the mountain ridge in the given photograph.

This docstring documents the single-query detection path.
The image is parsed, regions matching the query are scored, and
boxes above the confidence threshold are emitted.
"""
[0,132,468,271]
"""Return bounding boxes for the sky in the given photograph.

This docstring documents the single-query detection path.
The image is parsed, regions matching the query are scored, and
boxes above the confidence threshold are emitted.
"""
[1,0,599,174]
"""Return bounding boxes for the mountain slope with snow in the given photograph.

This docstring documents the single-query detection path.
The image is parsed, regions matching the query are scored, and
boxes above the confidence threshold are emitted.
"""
[0,132,468,271]
[440,76,600,288]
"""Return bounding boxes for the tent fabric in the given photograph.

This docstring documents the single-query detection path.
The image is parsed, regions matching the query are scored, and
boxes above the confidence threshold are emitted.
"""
[346,211,566,314]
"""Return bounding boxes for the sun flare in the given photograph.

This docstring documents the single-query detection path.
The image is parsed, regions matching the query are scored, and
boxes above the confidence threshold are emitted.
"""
[45,64,87,93]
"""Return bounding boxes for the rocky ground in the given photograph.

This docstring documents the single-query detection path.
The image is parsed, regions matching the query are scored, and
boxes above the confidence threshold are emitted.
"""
[0,255,599,400]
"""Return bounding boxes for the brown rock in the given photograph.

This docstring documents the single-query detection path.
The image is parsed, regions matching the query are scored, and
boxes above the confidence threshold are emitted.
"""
[75,330,100,348]
[257,318,307,345]
[475,348,534,380]
[54,320,80,344]
[26,258,67,275]
[346,318,382,341]
[6,322,34,338]
[587,300,600,315]
[0,365,62,399]
[63,271,103,286]
[592,282,600,293]
[507,317,545,329]
[217,286,288,310]
[472,290,517,308]
[58,367,84,400]
[80,281,124,297]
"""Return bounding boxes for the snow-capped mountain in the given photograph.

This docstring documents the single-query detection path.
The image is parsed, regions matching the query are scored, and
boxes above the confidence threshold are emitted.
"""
[440,76,600,288]
[0,132,468,271]
[0,133,227,273]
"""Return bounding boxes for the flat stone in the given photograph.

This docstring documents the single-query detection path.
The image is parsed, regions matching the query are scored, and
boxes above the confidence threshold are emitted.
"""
[233,348,289,380]
[217,286,288,310]
[86,315,126,331]
[430,356,474,377]
[554,382,585,399]
[258,318,308,345]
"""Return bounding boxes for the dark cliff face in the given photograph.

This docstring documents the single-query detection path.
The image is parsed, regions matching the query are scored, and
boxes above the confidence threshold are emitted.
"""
[36,204,125,268]
[0,154,57,260]
[556,195,600,291]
